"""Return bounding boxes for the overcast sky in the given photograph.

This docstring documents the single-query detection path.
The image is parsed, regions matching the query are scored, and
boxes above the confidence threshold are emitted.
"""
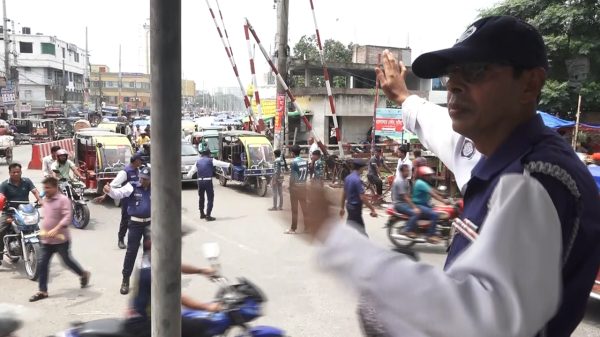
[5,0,500,90]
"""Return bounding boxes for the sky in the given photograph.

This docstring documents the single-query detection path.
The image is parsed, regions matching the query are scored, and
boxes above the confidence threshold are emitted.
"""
[4,0,500,91]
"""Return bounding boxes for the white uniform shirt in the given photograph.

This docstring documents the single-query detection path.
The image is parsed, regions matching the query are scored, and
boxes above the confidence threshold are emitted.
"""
[394,155,412,183]
[309,142,319,155]
[401,95,481,192]
[318,174,561,337]
[109,170,128,188]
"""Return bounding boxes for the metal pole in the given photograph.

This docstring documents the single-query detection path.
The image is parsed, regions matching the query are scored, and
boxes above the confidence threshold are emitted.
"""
[572,94,582,150]
[118,44,122,116]
[3,0,9,82]
[84,27,89,109]
[150,0,182,336]
[10,19,19,118]
[276,0,289,149]
[370,54,381,155]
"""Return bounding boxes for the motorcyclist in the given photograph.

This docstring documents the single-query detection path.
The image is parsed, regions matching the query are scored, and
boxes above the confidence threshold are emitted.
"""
[367,147,392,196]
[136,143,150,165]
[391,164,421,228]
[0,163,43,265]
[125,232,221,337]
[405,166,449,243]
[51,149,84,181]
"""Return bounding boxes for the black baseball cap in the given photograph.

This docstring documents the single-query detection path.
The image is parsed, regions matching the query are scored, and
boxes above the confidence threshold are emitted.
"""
[412,16,548,79]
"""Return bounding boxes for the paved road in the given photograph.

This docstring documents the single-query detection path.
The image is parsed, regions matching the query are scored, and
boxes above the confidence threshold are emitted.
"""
[0,145,598,336]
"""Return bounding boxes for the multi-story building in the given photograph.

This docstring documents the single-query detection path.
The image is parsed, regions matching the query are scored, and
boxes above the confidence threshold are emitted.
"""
[288,45,444,144]
[5,26,88,115]
[90,65,197,113]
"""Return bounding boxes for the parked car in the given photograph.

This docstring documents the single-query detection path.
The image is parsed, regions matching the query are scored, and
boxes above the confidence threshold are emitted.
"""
[181,142,199,183]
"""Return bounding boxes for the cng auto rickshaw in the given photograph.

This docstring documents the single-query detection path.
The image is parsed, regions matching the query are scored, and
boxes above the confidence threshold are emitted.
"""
[215,131,275,197]
[11,118,33,144]
[74,129,134,195]
[97,121,130,136]
[0,135,15,164]
[30,119,56,143]
[55,117,79,139]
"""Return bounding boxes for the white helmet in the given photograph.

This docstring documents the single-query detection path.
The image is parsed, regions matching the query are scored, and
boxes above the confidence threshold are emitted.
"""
[56,149,68,157]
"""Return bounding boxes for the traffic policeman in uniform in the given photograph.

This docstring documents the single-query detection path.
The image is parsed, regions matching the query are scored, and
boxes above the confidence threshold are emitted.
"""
[95,154,143,249]
[186,149,230,221]
[105,166,152,295]
[307,16,600,336]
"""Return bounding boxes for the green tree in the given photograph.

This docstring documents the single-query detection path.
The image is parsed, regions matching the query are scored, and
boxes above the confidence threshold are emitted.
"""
[323,39,353,63]
[481,0,600,118]
[292,35,319,62]
[292,36,354,88]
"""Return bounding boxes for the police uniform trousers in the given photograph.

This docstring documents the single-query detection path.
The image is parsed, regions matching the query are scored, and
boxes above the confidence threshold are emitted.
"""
[122,220,150,279]
[198,179,214,217]
[118,200,129,242]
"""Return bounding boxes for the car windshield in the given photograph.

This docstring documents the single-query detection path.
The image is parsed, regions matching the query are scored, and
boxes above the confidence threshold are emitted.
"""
[248,144,274,167]
[204,137,218,151]
[101,145,132,168]
[182,143,198,156]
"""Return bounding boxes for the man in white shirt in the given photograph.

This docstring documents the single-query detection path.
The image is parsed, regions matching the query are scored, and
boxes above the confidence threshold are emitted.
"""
[308,137,319,156]
[42,146,61,178]
[308,16,600,337]
[394,145,412,183]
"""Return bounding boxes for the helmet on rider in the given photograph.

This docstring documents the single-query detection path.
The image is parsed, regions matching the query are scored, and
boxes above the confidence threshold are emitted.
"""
[0,193,6,210]
[416,166,435,179]
[56,149,68,157]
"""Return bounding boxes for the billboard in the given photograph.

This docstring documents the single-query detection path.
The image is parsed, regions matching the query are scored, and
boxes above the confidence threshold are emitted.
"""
[375,108,403,138]
[275,94,285,132]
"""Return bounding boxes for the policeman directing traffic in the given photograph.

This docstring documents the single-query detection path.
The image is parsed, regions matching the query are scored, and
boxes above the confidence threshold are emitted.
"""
[186,148,230,221]
[104,166,151,295]
[94,153,143,249]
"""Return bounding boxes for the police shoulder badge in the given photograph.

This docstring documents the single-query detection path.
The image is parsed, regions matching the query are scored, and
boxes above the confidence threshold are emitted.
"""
[461,139,475,159]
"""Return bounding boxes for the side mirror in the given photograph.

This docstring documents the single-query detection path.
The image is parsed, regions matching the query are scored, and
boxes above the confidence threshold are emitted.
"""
[202,242,220,260]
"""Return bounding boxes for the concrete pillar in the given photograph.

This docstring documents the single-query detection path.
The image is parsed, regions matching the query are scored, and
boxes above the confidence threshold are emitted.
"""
[305,68,311,87]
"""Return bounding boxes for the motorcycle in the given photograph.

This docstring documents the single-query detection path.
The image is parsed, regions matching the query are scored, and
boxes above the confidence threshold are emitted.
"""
[58,179,90,229]
[54,243,286,337]
[1,201,42,280]
[386,199,463,249]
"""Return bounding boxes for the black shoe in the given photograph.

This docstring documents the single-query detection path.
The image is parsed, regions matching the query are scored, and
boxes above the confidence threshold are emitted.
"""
[80,271,91,288]
[200,213,206,219]
[205,216,216,222]
[118,240,126,249]
[120,279,130,295]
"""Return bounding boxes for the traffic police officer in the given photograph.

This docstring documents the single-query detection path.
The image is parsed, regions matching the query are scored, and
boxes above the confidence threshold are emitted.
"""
[196,149,215,221]
[105,166,151,295]
[96,154,143,249]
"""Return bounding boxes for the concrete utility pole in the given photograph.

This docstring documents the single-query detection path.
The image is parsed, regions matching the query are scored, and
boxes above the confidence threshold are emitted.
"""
[118,44,122,116]
[2,0,8,81]
[11,19,19,118]
[150,0,182,336]
[84,27,89,109]
[276,0,289,149]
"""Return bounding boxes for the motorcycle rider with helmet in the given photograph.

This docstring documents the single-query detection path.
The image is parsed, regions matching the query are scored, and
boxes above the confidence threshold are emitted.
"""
[51,149,84,181]
[405,166,449,243]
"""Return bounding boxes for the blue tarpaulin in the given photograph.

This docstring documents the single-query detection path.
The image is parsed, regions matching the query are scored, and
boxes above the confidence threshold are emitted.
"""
[538,111,575,129]
[587,165,600,191]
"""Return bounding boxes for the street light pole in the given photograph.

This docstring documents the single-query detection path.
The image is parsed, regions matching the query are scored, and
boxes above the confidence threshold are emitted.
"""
[3,0,9,81]
[150,0,182,336]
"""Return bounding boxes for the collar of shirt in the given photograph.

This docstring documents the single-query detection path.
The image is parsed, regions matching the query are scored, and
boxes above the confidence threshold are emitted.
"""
[8,178,23,187]
[471,114,546,181]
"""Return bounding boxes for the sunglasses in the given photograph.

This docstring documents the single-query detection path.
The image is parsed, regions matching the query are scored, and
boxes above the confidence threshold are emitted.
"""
[440,62,510,86]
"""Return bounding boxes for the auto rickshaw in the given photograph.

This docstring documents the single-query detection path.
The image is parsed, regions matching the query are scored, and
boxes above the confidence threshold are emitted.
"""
[11,119,33,144]
[55,117,79,139]
[74,129,134,194]
[30,119,56,143]
[0,135,14,164]
[181,119,197,136]
[190,130,219,157]
[96,121,130,136]
[215,130,275,197]
[74,119,92,133]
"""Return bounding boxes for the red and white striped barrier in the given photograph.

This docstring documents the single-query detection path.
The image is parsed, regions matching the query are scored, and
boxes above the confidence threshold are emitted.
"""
[308,0,343,156]
[244,24,263,122]
[205,0,257,131]
[28,139,75,170]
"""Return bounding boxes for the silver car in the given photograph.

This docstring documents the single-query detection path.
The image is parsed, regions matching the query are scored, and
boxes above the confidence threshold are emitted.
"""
[181,142,200,183]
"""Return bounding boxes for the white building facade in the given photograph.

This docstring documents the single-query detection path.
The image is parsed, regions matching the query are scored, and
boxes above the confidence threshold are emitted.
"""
[10,27,86,114]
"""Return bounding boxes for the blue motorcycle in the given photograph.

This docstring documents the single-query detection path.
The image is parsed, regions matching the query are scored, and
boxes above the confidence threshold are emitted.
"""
[55,243,285,337]
[1,201,41,280]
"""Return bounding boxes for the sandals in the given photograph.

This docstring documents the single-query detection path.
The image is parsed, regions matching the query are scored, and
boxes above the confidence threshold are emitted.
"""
[284,230,297,234]
[80,271,91,288]
[29,292,48,302]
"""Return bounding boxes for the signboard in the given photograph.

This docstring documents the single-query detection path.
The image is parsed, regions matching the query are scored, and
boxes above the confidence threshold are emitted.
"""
[1,89,16,105]
[20,103,32,113]
[275,94,285,133]
[565,57,590,91]
[375,108,404,138]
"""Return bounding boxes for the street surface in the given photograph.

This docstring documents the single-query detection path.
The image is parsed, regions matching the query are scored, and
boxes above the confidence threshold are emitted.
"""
[0,145,598,336]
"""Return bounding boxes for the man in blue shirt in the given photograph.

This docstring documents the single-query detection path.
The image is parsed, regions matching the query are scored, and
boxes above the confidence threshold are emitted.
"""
[406,166,448,243]
[340,159,377,235]
[285,145,308,234]
[105,166,152,295]
[310,150,325,184]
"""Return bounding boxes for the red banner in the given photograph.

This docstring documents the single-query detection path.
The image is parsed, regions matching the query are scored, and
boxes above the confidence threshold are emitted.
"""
[375,117,403,132]
[275,94,285,132]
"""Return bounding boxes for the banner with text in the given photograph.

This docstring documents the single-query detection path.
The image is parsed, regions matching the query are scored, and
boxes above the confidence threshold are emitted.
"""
[375,108,404,139]
[275,94,285,132]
